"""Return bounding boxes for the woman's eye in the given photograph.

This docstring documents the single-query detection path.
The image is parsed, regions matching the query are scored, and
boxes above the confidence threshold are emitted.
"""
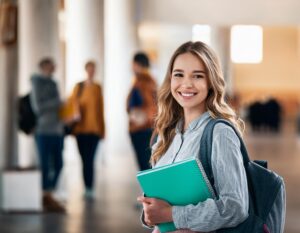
[194,75,204,79]
[173,73,183,78]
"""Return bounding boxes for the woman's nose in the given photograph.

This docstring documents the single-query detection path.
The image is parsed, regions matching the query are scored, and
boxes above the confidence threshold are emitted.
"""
[181,77,193,88]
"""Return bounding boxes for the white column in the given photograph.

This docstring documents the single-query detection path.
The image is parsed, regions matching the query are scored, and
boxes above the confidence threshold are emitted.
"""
[65,0,104,94]
[18,0,61,167]
[211,27,233,95]
[157,24,192,84]
[104,0,137,156]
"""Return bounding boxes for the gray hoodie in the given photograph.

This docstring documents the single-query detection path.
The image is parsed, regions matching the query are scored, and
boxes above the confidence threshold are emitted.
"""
[30,74,63,135]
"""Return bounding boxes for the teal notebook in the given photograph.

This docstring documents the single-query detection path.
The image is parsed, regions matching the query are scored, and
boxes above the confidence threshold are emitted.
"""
[136,157,215,233]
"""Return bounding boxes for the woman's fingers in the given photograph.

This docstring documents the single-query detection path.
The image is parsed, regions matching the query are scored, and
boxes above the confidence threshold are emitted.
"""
[137,196,155,204]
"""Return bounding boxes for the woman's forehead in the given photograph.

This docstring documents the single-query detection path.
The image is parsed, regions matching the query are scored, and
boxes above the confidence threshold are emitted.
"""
[172,53,206,72]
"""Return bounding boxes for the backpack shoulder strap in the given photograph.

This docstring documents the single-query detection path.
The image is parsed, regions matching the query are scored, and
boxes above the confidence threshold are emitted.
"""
[199,118,250,198]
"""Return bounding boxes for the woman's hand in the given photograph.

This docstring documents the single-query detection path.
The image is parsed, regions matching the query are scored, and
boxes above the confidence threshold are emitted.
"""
[137,196,173,226]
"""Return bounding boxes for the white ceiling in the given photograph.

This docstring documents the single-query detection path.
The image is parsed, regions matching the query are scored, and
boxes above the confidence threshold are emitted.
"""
[138,0,300,26]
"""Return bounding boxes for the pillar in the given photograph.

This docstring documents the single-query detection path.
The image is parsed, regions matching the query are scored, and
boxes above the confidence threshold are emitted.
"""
[104,0,137,156]
[211,27,233,95]
[18,0,61,167]
[64,0,104,94]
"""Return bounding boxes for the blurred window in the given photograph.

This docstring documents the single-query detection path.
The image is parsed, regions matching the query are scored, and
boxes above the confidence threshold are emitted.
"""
[231,25,263,63]
[192,25,211,45]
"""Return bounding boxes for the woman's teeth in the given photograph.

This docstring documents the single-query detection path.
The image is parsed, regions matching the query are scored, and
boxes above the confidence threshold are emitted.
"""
[180,92,195,97]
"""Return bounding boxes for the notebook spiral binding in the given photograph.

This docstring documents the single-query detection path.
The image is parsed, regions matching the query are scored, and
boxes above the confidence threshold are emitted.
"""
[195,158,216,199]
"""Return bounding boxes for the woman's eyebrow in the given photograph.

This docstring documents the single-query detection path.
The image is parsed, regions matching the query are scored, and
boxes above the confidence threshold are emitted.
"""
[193,70,206,73]
[172,69,184,73]
[172,69,206,74]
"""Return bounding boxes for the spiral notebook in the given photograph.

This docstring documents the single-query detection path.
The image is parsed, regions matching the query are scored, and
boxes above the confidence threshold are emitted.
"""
[137,157,215,233]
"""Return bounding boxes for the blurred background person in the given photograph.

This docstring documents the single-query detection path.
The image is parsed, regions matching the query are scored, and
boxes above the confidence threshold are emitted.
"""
[127,52,157,171]
[30,57,65,212]
[70,60,105,199]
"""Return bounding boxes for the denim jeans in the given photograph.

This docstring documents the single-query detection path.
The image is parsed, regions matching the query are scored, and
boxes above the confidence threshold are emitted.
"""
[35,134,64,191]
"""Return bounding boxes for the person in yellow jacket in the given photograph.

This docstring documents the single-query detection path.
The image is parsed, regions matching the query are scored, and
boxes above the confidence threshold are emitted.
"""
[70,60,105,198]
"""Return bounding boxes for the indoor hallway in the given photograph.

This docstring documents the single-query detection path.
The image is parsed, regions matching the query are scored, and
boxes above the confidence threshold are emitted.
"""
[0,121,300,233]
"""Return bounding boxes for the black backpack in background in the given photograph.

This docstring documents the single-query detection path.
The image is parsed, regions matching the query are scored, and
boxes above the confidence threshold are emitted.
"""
[18,93,36,134]
[200,119,286,233]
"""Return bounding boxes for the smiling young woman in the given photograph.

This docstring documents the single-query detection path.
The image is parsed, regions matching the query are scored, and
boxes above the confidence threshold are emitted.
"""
[137,41,247,233]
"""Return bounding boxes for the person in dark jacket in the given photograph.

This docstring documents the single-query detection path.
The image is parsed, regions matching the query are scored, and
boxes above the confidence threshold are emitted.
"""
[127,52,157,171]
[30,57,65,212]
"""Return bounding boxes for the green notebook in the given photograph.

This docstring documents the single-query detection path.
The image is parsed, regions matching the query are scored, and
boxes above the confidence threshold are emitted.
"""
[137,157,215,233]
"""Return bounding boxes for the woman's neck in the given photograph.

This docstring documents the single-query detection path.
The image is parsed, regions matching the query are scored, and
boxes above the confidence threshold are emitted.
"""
[85,78,94,84]
[183,110,206,130]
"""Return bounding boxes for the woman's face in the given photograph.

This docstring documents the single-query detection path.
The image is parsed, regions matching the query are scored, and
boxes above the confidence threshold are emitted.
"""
[86,64,95,79]
[171,52,209,116]
[42,63,55,76]
[132,62,144,75]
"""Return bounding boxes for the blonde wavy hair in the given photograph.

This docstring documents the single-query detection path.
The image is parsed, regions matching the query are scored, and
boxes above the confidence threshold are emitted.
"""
[151,41,244,165]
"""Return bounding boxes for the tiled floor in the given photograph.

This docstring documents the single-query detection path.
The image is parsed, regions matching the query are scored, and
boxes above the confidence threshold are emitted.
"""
[0,121,300,233]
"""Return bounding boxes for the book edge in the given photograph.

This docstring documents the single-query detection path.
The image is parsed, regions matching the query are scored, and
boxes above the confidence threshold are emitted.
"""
[195,157,216,199]
[137,157,195,176]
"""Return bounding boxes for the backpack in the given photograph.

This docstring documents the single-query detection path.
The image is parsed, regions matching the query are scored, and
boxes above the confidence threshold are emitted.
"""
[18,93,36,134]
[199,119,286,233]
